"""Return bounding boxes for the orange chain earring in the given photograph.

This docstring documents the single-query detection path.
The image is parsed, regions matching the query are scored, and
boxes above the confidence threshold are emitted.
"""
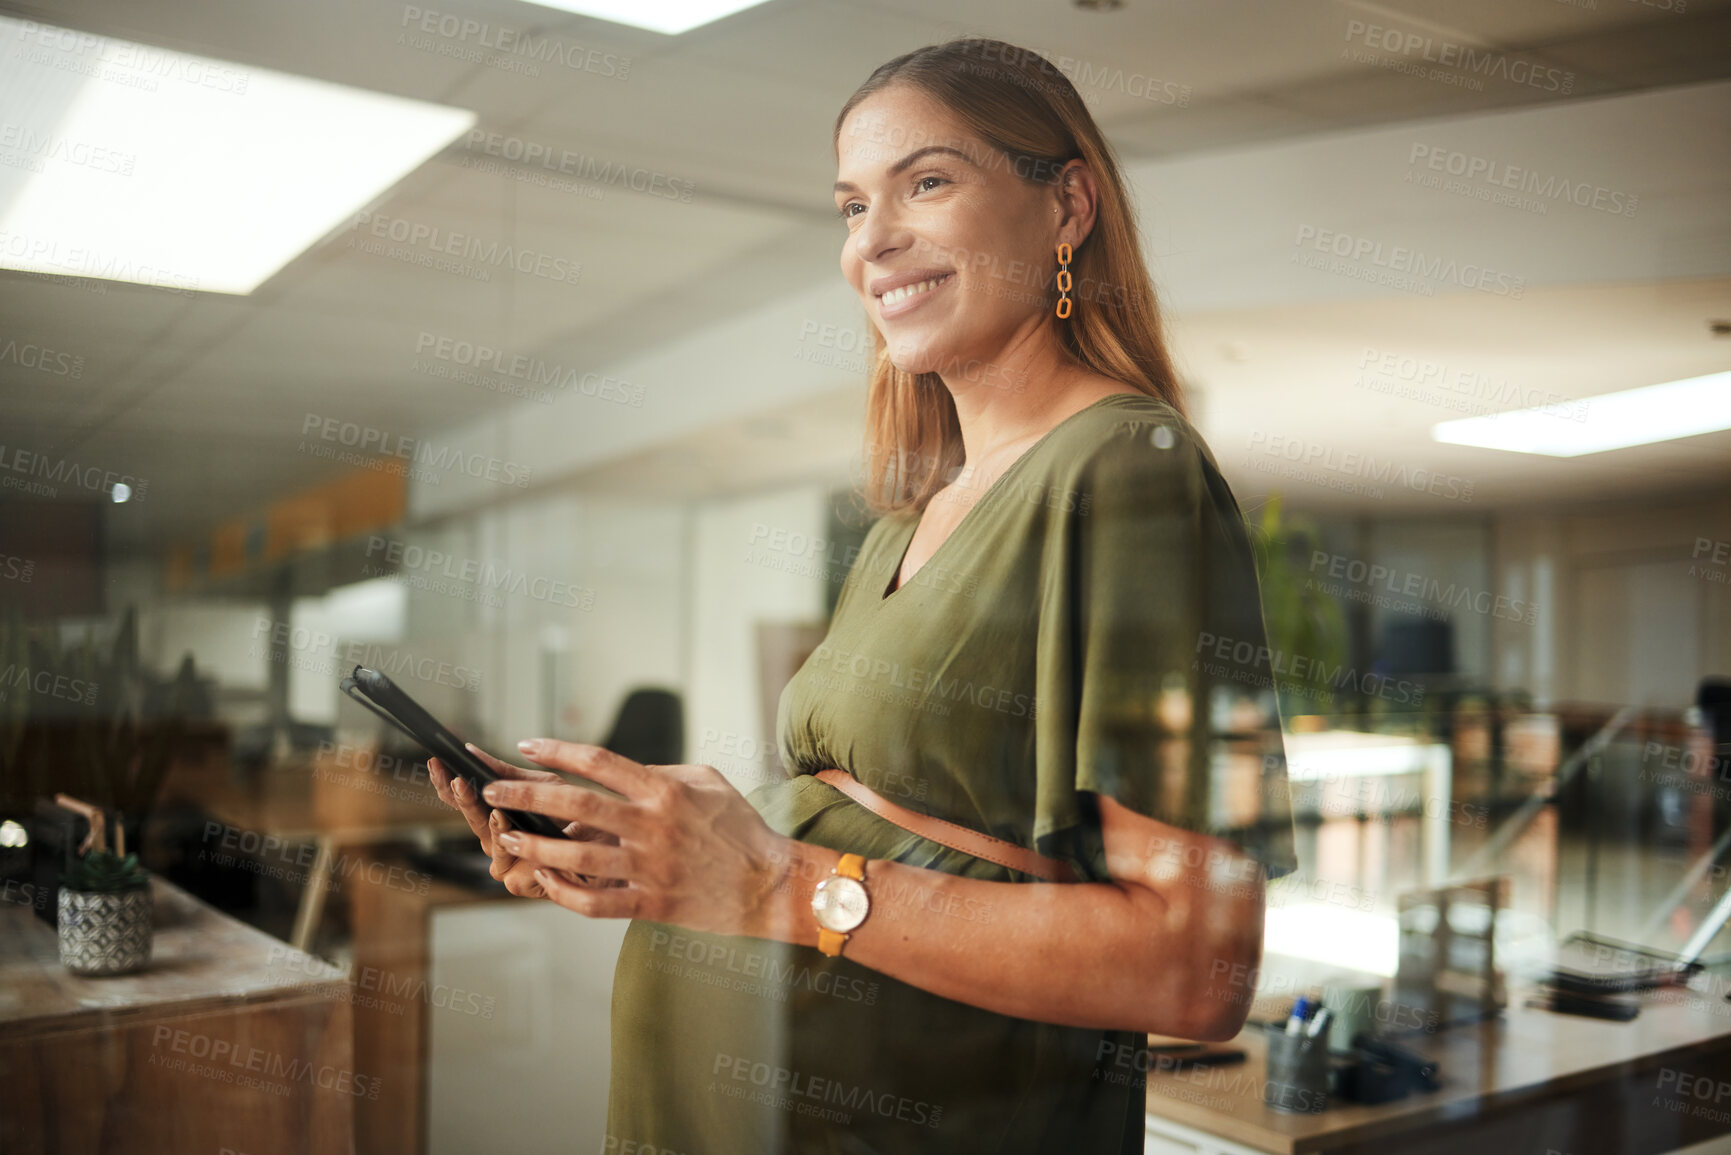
[1054,243,1072,319]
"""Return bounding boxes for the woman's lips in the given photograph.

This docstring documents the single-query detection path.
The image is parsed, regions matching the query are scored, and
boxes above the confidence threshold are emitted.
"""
[877,273,953,320]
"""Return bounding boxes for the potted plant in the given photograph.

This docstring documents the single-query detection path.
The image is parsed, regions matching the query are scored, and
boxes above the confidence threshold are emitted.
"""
[57,824,153,976]
[1244,493,1349,720]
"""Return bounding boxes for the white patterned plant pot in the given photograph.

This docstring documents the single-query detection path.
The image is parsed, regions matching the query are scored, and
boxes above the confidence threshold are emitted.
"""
[58,885,153,976]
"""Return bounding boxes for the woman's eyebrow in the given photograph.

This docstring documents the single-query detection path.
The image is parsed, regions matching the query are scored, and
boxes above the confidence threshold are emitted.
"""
[834,144,977,194]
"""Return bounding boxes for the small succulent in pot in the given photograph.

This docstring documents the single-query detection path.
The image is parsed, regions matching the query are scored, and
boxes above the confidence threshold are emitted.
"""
[58,845,153,976]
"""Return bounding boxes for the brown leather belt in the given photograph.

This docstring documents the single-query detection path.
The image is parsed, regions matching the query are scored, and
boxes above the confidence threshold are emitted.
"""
[814,768,1077,883]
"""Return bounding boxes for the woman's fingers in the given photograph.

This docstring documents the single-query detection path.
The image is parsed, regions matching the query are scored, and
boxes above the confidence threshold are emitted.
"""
[465,743,562,783]
[495,828,632,880]
[481,778,640,839]
[428,759,494,846]
[513,739,648,800]
[536,871,641,917]
[486,811,518,874]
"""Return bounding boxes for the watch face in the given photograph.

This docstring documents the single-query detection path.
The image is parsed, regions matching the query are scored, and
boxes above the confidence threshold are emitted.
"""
[811,876,869,933]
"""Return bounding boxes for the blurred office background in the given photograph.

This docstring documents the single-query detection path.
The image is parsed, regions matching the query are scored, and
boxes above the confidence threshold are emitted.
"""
[1,0,1729,1152]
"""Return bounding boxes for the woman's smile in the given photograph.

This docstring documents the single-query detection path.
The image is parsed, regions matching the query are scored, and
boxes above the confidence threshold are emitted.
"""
[873,270,955,320]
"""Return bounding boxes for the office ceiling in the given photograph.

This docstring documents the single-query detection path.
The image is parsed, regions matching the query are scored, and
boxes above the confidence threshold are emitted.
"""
[2,0,1730,553]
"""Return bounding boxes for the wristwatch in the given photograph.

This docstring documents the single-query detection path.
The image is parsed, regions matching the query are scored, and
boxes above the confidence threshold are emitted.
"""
[811,853,870,957]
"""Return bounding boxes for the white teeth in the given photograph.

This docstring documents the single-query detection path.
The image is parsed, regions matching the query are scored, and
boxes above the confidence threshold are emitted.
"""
[882,275,947,306]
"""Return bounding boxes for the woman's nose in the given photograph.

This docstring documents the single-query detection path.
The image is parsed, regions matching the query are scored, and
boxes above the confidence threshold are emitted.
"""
[852,205,910,266]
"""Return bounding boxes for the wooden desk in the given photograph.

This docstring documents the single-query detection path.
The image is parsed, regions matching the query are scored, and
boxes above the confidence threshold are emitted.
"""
[167,746,472,951]
[1146,981,1731,1155]
[0,874,356,1155]
[345,848,518,1155]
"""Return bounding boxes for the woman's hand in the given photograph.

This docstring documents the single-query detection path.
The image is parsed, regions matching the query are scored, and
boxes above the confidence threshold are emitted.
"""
[476,738,796,938]
[427,744,620,899]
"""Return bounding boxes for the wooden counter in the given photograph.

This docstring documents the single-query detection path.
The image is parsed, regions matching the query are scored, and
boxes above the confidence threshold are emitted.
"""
[0,873,356,1155]
[1146,981,1731,1155]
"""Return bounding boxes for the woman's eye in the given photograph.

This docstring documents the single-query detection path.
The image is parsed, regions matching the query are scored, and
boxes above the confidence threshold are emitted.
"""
[838,202,865,221]
[916,176,948,193]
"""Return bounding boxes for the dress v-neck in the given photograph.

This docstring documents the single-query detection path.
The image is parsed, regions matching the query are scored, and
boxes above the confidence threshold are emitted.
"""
[879,392,1143,602]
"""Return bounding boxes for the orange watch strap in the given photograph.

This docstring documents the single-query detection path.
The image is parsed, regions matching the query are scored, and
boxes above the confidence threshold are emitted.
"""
[816,854,868,957]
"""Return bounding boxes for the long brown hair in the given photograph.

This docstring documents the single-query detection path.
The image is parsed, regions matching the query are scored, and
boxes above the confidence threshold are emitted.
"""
[836,39,1188,517]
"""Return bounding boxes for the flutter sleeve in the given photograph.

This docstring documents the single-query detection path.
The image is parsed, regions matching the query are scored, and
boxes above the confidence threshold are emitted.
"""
[1033,408,1300,884]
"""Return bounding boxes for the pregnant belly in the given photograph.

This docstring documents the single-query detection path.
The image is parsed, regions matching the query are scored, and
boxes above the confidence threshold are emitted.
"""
[747,772,1018,883]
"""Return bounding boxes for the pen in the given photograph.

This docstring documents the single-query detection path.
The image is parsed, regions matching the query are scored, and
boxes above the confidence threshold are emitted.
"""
[1284,995,1313,1035]
[1304,1007,1333,1039]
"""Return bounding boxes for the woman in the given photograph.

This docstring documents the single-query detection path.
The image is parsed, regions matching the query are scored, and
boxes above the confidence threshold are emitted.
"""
[429,38,1298,1155]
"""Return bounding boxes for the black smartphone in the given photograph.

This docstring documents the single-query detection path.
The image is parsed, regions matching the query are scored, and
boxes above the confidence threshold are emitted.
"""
[339,664,569,839]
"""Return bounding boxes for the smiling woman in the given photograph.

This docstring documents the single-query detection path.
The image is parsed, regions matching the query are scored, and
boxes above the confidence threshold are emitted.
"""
[428,36,1298,1155]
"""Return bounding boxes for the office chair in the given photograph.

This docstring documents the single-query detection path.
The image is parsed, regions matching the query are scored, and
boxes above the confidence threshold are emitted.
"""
[601,688,684,767]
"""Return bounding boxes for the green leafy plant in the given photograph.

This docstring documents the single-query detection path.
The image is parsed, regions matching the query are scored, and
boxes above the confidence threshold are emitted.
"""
[26,607,202,822]
[63,845,149,893]
[1244,493,1349,717]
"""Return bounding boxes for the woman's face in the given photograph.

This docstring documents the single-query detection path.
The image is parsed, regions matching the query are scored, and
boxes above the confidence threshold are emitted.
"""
[834,84,1066,382]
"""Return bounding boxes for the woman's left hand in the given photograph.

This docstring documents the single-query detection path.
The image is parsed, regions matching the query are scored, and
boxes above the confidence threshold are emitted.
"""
[479,738,796,939]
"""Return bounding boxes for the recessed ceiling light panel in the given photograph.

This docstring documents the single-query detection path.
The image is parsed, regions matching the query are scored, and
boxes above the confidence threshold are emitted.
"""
[0,16,476,295]
[1431,370,1731,457]
[521,0,774,35]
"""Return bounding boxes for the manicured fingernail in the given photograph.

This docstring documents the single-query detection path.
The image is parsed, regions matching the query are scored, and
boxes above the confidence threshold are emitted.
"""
[534,869,551,885]
[517,738,546,754]
[497,831,522,851]
[452,778,468,798]
[482,782,504,803]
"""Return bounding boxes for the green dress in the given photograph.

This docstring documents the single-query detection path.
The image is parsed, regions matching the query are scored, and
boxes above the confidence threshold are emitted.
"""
[606,392,1299,1154]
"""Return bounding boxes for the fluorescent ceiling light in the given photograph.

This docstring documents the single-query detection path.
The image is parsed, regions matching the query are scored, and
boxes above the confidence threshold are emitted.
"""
[0,17,475,295]
[1432,370,1731,457]
[522,0,773,34]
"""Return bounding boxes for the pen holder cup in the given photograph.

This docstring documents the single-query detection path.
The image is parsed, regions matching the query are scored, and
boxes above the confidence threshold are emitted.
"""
[1263,1023,1331,1114]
